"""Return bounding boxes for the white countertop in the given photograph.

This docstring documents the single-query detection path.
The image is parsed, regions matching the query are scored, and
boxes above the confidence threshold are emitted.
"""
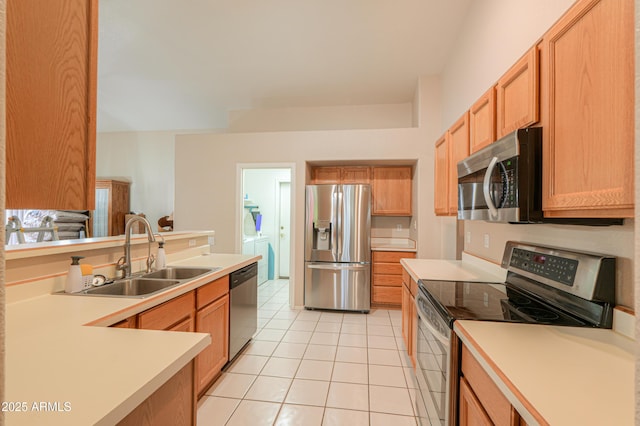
[5,252,258,425]
[400,252,507,283]
[371,237,416,252]
[455,320,634,426]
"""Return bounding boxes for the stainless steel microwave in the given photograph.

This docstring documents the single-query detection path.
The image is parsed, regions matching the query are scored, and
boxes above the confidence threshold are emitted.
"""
[457,127,542,223]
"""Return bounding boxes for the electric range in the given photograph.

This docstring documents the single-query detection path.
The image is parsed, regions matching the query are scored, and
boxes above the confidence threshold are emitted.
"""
[413,241,616,426]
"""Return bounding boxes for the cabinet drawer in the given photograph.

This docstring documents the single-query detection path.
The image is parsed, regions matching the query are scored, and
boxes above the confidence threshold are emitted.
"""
[461,345,514,425]
[372,251,416,263]
[372,286,401,305]
[373,274,402,287]
[373,262,403,276]
[197,275,229,310]
[138,292,195,330]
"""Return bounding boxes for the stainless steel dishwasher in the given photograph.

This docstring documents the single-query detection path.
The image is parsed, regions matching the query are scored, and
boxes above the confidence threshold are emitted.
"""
[228,262,258,361]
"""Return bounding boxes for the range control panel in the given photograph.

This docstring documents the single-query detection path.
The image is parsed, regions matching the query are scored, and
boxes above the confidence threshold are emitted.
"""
[509,248,578,286]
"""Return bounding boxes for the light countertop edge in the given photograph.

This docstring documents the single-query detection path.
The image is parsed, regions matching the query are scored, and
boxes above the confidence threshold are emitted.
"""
[400,252,507,283]
[371,237,417,252]
[454,320,635,426]
[6,252,258,425]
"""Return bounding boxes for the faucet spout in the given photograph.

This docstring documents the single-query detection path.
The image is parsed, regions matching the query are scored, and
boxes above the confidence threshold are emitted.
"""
[117,216,156,279]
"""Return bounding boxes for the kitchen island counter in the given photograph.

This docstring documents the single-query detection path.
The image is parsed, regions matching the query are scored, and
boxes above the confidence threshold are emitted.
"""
[5,252,259,425]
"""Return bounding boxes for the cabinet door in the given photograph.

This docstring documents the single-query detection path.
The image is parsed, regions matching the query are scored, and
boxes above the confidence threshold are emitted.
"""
[195,294,230,396]
[541,0,633,218]
[312,167,341,184]
[470,88,496,153]
[401,283,412,351]
[371,166,413,216]
[459,377,493,426]
[496,46,539,138]
[341,166,371,184]
[6,0,97,210]
[434,133,449,216]
[448,113,470,215]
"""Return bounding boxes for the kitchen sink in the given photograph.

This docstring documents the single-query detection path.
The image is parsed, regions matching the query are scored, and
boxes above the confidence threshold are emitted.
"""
[80,278,181,298]
[57,266,221,298]
[142,267,218,280]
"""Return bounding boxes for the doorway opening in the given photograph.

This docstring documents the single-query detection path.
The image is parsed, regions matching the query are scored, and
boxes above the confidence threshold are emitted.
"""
[239,166,293,308]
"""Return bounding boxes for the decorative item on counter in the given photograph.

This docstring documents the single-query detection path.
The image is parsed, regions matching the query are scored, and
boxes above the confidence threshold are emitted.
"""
[65,256,84,293]
[156,241,166,269]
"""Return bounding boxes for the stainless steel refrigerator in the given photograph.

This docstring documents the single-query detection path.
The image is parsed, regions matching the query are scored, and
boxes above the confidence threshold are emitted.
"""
[304,184,371,312]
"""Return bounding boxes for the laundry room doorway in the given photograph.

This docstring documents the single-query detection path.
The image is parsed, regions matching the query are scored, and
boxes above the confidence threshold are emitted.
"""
[238,165,294,308]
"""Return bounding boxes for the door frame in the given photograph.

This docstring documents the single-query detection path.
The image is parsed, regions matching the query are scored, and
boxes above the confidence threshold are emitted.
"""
[236,163,295,307]
[275,178,291,279]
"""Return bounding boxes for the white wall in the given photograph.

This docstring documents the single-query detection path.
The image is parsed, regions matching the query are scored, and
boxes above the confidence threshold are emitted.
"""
[174,127,441,306]
[433,0,635,308]
[228,103,414,133]
[96,131,178,233]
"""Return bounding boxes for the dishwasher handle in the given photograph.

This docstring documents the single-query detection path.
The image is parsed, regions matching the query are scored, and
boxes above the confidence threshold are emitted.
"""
[230,263,258,289]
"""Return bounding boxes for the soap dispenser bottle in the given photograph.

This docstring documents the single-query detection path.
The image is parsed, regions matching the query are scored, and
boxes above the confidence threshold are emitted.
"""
[156,242,166,269]
[65,256,84,293]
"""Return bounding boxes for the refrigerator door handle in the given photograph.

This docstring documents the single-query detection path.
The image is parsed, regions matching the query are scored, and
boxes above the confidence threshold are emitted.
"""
[335,187,343,259]
[307,263,368,271]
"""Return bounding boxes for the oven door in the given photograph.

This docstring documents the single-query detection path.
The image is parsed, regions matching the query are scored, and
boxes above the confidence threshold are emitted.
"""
[414,288,452,426]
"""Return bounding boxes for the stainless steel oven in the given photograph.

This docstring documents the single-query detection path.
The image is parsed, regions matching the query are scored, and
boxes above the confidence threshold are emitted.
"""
[414,286,452,426]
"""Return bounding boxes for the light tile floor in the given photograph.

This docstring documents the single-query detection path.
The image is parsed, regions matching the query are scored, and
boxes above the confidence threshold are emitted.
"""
[197,279,419,425]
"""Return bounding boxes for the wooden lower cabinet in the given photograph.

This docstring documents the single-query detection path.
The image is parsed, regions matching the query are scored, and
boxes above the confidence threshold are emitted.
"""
[195,294,230,396]
[137,292,195,331]
[401,267,418,368]
[460,344,523,426]
[372,251,416,308]
[459,377,493,426]
[118,361,195,426]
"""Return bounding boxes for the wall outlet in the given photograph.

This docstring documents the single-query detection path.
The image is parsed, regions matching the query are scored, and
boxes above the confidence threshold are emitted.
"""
[483,234,490,249]
[396,224,402,231]
[189,239,196,248]
[466,231,471,244]
[413,220,417,230]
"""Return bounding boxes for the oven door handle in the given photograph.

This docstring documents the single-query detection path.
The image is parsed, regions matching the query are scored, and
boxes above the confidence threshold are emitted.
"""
[415,297,449,346]
[482,156,500,219]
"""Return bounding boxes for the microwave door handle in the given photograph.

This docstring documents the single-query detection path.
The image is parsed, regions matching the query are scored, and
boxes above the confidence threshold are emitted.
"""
[483,156,500,218]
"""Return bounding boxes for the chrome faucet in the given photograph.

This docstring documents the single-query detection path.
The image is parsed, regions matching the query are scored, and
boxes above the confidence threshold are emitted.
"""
[116,216,156,279]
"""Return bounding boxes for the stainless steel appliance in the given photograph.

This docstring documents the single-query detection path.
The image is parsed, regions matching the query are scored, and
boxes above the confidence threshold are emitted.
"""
[229,263,258,361]
[414,241,615,426]
[457,127,542,223]
[304,184,371,312]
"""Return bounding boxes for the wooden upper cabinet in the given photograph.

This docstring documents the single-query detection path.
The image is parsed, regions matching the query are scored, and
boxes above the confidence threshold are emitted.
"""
[434,133,449,216]
[470,87,496,153]
[496,46,539,138]
[311,167,341,184]
[540,0,634,218]
[371,166,413,216]
[311,166,371,184]
[6,0,97,210]
[341,166,371,184]
[448,112,470,215]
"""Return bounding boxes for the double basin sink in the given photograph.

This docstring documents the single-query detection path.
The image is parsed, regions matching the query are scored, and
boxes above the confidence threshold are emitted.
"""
[74,267,220,298]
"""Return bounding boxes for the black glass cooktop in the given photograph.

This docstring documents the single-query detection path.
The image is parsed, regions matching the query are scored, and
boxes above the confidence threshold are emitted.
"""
[418,279,588,328]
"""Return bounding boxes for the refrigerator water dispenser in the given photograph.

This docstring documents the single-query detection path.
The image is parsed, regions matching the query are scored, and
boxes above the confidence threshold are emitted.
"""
[313,220,332,250]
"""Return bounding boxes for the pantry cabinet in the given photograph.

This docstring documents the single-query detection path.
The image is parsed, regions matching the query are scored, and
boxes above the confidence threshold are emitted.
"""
[6,0,98,210]
[540,0,634,218]
[470,88,496,154]
[371,166,413,216]
[496,46,539,138]
[195,276,230,396]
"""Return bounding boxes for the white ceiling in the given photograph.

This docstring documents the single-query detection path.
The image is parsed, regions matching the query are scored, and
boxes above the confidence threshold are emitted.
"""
[97,0,471,132]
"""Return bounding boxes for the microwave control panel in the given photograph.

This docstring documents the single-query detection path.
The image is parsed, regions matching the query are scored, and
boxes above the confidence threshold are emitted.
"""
[499,158,518,208]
